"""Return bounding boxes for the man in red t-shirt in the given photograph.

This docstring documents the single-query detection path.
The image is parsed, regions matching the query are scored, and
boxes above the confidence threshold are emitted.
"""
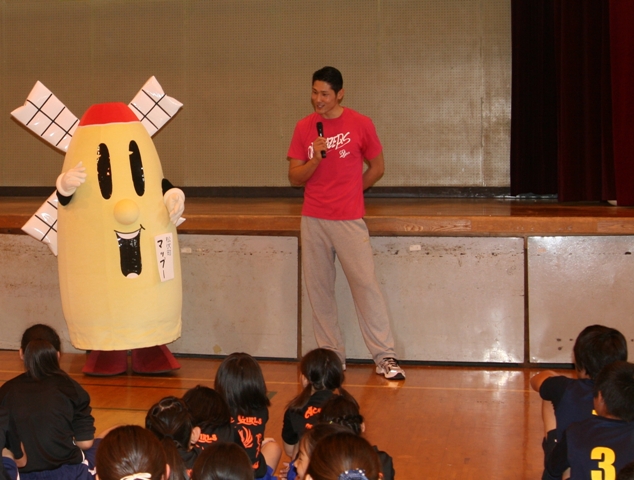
[287,66,405,381]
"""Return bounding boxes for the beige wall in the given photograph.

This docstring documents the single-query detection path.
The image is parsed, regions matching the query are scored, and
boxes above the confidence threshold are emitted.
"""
[0,0,510,188]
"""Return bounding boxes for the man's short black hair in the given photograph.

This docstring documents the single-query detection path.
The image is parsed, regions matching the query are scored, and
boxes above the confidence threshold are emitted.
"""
[573,325,628,379]
[595,361,634,422]
[313,66,343,94]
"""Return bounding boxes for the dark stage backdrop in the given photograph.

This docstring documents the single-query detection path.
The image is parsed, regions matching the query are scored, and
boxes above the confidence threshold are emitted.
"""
[511,0,634,205]
[610,0,634,206]
[0,0,511,190]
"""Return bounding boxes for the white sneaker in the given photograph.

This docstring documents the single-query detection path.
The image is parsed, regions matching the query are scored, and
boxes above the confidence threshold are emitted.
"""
[375,357,405,380]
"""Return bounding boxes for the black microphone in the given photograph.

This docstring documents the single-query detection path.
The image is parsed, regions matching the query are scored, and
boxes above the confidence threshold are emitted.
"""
[316,122,326,158]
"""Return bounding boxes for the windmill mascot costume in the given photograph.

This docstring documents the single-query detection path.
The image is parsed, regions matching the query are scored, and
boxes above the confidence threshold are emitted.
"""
[13,78,185,375]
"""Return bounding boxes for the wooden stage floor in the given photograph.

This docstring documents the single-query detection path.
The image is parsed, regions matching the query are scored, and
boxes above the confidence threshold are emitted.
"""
[0,196,627,477]
[2,196,634,236]
[0,351,557,479]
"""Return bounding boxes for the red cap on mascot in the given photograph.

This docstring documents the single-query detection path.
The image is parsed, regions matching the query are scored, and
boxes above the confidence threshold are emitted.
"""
[79,102,139,127]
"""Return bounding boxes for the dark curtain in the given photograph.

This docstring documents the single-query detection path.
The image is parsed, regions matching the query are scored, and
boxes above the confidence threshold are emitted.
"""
[555,0,613,201]
[510,0,633,203]
[610,0,634,206]
[510,0,558,196]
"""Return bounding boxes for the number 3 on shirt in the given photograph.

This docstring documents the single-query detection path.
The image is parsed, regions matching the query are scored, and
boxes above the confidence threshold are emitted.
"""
[591,446,616,480]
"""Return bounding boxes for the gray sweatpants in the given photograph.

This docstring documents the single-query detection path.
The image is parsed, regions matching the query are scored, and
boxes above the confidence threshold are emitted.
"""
[301,216,397,365]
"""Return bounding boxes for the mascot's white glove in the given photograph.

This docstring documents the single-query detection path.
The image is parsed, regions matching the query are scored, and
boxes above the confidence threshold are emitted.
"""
[164,188,185,225]
[56,162,87,197]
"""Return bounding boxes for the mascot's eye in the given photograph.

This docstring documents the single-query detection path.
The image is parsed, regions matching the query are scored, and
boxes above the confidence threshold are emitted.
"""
[97,143,112,199]
[129,140,145,196]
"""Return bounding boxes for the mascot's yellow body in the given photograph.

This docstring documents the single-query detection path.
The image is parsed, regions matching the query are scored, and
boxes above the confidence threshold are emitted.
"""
[58,103,182,351]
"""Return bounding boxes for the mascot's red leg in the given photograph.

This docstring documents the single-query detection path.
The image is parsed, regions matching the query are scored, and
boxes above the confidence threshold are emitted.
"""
[131,345,181,374]
[82,350,128,376]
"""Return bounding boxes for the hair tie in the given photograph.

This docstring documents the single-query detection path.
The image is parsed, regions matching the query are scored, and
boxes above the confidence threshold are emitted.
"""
[339,469,368,480]
[120,473,151,480]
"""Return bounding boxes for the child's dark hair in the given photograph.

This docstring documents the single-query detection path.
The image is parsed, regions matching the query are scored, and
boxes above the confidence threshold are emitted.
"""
[618,461,634,480]
[182,385,231,431]
[573,325,628,379]
[594,361,634,422]
[21,324,61,352]
[319,394,364,436]
[95,425,167,480]
[287,348,351,412]
[299,423,351,461]
[145,396,192,480]
[305,431,381,480]
[20,324,64,380]
[214,352,270,416]
[312,66,343,94]
[191,441,254,480]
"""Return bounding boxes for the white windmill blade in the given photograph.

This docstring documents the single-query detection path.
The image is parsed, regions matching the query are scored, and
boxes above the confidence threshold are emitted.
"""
[21,192,59,256]
[128,76,183,137]
[11,81,78,153]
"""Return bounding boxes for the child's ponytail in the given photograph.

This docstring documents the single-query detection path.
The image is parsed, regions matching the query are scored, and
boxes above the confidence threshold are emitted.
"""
[288,348,346,411]
[23,339,64,380]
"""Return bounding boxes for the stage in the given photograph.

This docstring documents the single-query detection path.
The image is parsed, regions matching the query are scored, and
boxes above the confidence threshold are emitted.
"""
[1,196,634,365]
[4,196,634,236]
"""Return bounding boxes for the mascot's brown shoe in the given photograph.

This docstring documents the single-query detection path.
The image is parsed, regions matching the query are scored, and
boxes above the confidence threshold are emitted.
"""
[131,345,181,374]
[82,350,128,376]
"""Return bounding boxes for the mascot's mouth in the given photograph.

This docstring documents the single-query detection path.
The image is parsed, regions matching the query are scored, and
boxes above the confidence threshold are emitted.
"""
[115,225,145,278]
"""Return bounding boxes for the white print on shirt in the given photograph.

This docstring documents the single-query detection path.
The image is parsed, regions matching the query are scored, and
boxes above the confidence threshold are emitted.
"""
[339,149,351,158]
[307,131,352,159]
[329,132,351,150]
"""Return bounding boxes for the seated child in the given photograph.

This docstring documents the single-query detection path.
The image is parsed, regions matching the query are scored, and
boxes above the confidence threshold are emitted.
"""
[0,324,97,479]
[182,386,235,449]
[282,349,351,459]
[530,325,627,479]
[146,396,202,479]
[215,352,281,480]
[191,441,254,480]
[304,431,381,480]
[318,395,394,480]
[95,425,170,480]
[545,361,634,479]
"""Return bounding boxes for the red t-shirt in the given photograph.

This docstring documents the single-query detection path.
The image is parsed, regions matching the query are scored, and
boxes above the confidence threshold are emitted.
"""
[287,108,383,220]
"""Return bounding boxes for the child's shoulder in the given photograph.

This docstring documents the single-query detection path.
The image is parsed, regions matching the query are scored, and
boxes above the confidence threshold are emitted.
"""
[198,423,235,446]
[51,372,88,391]
[310,389,335,404]
[537,374,593,403]
[0,373,38,399]
[540,373,581,390]
[374,445,395,480]
[569,415,634,438]
[234,407,268,426]
[180,444,202,470]
[0,372,29,387]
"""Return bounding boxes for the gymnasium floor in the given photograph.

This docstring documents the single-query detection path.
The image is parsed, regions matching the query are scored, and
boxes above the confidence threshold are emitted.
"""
[0,351,558,479]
